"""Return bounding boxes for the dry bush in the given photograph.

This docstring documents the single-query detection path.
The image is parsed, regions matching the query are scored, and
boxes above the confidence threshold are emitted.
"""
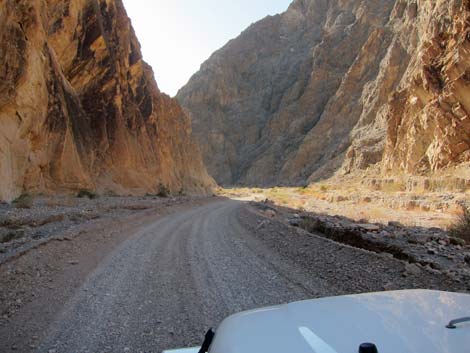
[12,193,33,209]
[157,183,170,198]
[77,190,98,199]
[449,206,470,244]
[0,231,21,243]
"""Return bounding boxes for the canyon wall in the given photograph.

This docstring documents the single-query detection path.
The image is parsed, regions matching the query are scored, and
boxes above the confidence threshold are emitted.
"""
[178,0,470,186]
[0,0,213,201]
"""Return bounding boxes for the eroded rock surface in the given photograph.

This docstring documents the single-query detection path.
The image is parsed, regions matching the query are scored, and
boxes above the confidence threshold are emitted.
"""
[0,0,213,201]
[178,0,470,186]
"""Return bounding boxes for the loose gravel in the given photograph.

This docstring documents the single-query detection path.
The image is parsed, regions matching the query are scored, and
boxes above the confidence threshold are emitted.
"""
[0,198,466,353]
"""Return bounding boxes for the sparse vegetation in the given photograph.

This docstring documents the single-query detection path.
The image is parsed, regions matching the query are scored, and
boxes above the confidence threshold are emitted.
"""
[12,193,33,209]
[449,206,470,244]
[77,190,98,199]
[157,183,170,198]
[0,230,23,243]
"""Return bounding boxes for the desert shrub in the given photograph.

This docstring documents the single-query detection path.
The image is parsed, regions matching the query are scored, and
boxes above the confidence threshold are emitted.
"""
[77,190,97,199]
[0,231,21,243]
[12,193,33,209]
[320,185,328,192]
[157,183,170,198]
[449,206,470,244]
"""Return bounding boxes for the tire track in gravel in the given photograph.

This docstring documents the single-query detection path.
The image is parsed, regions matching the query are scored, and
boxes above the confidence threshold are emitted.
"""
[24,198,461,353]
[35,200,316,353]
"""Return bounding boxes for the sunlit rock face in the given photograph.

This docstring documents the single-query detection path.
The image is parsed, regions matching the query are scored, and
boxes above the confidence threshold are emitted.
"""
[0,0,213,201]
[178,0,470,186]
[381,0,470,175]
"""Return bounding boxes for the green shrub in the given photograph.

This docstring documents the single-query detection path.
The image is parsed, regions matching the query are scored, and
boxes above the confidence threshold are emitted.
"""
[449,206,470,244]
[77,190,97,199]
[12,193,33,209]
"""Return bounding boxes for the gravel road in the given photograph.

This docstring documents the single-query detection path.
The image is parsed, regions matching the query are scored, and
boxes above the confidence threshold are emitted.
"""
[1,199,462,353]
[37,200,314,352]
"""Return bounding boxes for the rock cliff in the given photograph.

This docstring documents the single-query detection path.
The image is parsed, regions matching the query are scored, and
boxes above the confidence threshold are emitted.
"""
[178,0,470,186]
[0,0,213,201]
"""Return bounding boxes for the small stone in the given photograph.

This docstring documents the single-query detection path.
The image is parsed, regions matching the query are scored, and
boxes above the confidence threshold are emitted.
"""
[288,219,300,227]
[256,221,267,230]
[388,221,403,228]
[265,209,276,218]
[48,349,57,353]
[358,224,380,232]
[68,260,79,265]
[464,254,470,265]
[379,252,394,259]
[124,348,131,352]
[404,263,422,276]
[427,248,436,255]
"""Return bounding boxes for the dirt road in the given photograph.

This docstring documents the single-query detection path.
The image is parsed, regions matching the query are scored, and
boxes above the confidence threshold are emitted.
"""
[38,200,314,352]
[0,199,462,353]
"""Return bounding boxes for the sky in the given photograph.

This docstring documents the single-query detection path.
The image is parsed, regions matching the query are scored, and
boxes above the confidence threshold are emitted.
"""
[122,0,292,97]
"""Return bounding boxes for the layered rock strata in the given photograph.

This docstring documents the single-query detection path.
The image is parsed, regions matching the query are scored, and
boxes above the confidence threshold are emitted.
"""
[0,0,213,201]
[178,0,470,187]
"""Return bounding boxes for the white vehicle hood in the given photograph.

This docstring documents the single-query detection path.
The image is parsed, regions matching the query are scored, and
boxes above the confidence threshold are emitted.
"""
[208,290,470,353]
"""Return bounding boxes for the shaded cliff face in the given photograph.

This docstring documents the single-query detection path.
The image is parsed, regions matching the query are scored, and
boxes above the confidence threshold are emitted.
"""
[178,0,470,186]
[0,0,213,201]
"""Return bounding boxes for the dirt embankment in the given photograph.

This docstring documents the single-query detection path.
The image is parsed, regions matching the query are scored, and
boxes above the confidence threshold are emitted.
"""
[251,200,470,290]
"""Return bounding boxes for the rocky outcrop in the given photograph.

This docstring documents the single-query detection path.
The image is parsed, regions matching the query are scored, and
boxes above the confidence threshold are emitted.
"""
[0,0,213,202]
[178,0,470,186]
[382,0,470,174]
